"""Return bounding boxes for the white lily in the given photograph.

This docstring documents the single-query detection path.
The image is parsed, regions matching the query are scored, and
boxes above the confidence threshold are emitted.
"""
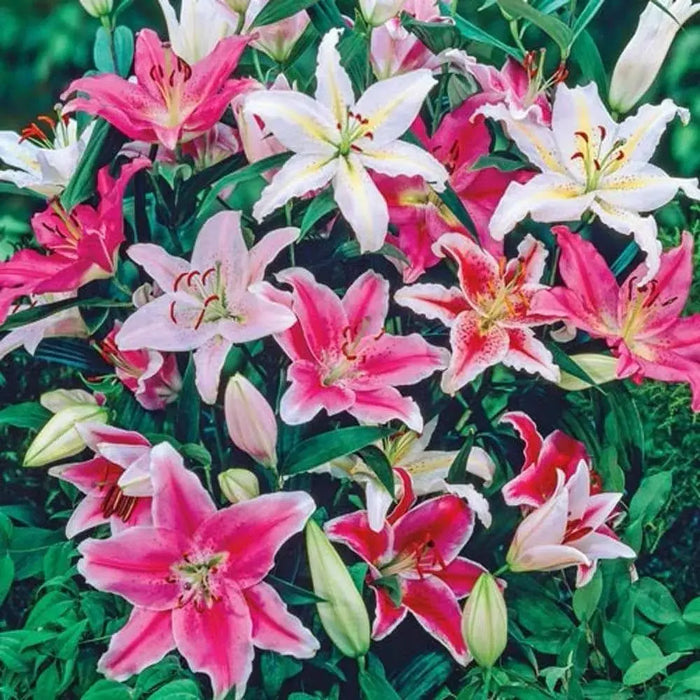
[313,418,495,531]
[245,28,448,252]
[480,82,700,282]
[609,0,700,114]
[157,0,236,63]
[359,0,406,26]
[0,118,93,197]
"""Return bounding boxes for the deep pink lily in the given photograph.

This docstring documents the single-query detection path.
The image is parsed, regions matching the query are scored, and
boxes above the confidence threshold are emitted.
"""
[325,492,485,663]
[500,411,591,508]
[116,211,298,404]
[533,226,700,411]
[376,96,533,282]
[48,423,153,538]
[506,462,635,587]
[395,233,559,394]
[98,321,182,411]
[78,442,318,699]
[0,157,149,324]
[62,29,253,150]
[272,268,449,432]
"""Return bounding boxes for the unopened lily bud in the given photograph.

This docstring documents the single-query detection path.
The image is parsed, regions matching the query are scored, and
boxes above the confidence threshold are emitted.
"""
[224,374,278,469]
[24,402,108,467]
[359,0,406,26]
[461,573,508,668]
[556,353,619,391]
[609,0,700,114]
[305,520,370,658]
[218,468,260,503]
[79,0,114,18]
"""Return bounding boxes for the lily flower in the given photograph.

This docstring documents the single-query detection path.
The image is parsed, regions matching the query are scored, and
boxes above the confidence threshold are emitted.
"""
[78,443,318,699]
[315,417,494,530]
[273,268,449,432]
[157,0,236,63]
[506,462,635,586]
[0,116,93,197]
[533,226,700,411]
[500,411,591,508]
[395,233,559,394]
[62,29,253,150]
[326,493,486,663]
[0,157,150,324]
[609,0,700,114]
[116,211,298,404]
[245,0,310,63]
[478,83,700,282]
[360,0,407,26]
[97,322,182,411]
[0,292,87,362]
[377,95,533,281]
[49,424,153,538]
[245,28,448,252]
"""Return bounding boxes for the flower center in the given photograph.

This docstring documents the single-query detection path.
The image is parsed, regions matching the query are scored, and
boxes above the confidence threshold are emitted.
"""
[570,126,627,191]
[336,108,374,157]
[620,276,678,347]
[100,483,140,523]
[168,551,228,611]
[147,47,193,128]
[522,50,568,107]
[380,533,446,578]
[477,256,530,329]
[19,114,68,149]
[321,324,384,386]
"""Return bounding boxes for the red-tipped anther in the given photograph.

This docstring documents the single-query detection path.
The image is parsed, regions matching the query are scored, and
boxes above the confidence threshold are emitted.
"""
[173,271,189,292]
[169,301,178,324]
[574,131,589,143]
[201,267,217,285]
[598,125,607,141]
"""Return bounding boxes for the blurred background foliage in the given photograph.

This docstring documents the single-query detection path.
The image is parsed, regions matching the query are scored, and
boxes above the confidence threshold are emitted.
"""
[0,0,697,627]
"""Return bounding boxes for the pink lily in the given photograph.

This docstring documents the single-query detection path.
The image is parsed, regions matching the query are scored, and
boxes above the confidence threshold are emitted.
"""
[273,268,449,432]
[506,462,635,586]
[97,322,182,411]
[0,157,149,324]
[78,442,318,699]
[62,29,253,150]
[533,227,700,411]
[48,423,153,538]
[244,0,310,63]
[395,233,559,394]
[377,96,533,281]
[116,211,298,404]
[500,411,591,508]
[326,493,486,663]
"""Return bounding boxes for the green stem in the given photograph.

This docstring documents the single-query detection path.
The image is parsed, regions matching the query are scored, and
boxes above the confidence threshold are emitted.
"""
[493,564,510,577]
[482,666,493,700]
[509,20,527,56]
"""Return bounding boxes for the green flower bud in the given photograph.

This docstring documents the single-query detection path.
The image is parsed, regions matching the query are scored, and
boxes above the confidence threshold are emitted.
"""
[305,520,370,658]
[557,353,618,391]
[461,573,508,668]
[79,0,114,18]
[218,468,260,504]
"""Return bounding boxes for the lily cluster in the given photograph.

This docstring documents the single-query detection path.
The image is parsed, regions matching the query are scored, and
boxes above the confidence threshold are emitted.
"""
[0,0,697,697]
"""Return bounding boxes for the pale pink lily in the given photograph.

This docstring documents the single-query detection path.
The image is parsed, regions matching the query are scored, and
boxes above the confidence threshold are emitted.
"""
[326,493,486,663]
[359,0,407,26]
[48,423,153,538]
[79,442,318,699]
[315,417,494,530]
[116,211,298,404]
[506,462,635,586]
[62,29,253,150]
[98,322,182,411]
[0,292,87,362]
[244,0,310,63]
[395,233,559,394]
[533,226,700,411]
[272,268,449,432]
[479,83,700,282]
[0,116,93,196]
[246,28,448,252]
[500,411,591,508]
[377,95,533,281]
[0,157,149,324]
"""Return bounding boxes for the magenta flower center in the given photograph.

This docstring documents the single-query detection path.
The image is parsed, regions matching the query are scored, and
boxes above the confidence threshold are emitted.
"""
[620,276,678,345]
[169,550,228,611]
[147,49,193,127]
[380,534,447,578]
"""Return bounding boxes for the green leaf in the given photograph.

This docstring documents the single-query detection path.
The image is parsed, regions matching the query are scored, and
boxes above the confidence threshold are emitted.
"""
[446,429,476,484]
[175,356,201,444]
[0,403,51,430]
[261,653,303,699]
[283,426,394,475]
[635,578,682,625]
[497,0,573,55]
[437,183,478,241]
[472,154,530,172]
[359,656,402,700]
[300,188,336,238]
[373,575,402,607]
[149,680,202,700]
[630,635,663,659]
[34,662,60,700]
[683,598,700,625]
[0,556,14,607]
[35,338,110,373]
[267,574,325,604]
[93,26,115,73]
[622,653,685,686]
[442,5,522,59]
[391,651,453,700]
[573,569,603,622]
[357,445,395,496]
[251,0,320,27]
[307,0,345,32]
[547,341,606,394]
[61,120,128,211]
[570,29,609,94]
[658,620,700,653]
[570,0,606,45]
[113,26,135,77]
[400,16,464,54]
[82,679,131,700]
